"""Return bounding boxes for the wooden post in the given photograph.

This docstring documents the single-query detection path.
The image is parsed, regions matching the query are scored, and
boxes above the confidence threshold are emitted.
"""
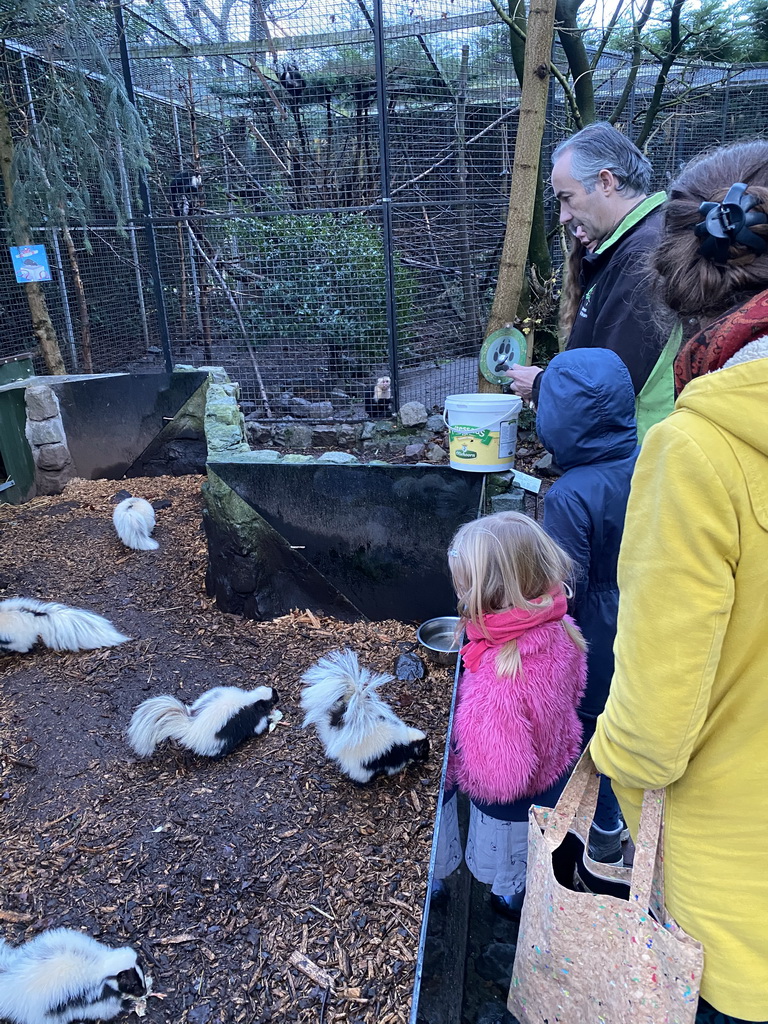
[479,0,557,391]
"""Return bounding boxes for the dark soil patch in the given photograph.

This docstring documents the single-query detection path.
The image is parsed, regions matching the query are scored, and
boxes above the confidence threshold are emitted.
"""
[0,475,452,1024]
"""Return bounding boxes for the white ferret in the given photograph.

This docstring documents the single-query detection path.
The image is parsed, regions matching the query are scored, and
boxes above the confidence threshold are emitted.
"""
[128,684,279,758]
[300,648,429,785]
[112,497,158,551]
[0,599,130,654]
[0,928,146,1024]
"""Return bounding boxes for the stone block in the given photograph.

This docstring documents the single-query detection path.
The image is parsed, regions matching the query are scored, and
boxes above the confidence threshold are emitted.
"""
[25,385,60,421]
[26,415,65,446]
[289,396,313,418]
[245,422,273,446]
[398,401,429,427]
[425,443,447,464]
[317,451,359,464]
[36,467,75,496]
[312,424,338,446]
[275,423,313,448]
[249,450,283,463]
[337,423,362,444]
[310,401,334,419]
[35,442,72,472]
[489,488,525,514]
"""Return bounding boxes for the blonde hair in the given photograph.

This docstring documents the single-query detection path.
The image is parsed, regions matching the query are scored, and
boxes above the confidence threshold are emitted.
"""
[448,511,586,678]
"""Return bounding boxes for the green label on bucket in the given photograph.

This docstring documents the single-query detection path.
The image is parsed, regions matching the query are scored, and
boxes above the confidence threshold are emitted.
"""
[449,425,494,447]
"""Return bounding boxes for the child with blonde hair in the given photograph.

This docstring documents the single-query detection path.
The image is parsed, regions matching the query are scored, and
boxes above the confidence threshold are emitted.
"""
[447,511,587,916]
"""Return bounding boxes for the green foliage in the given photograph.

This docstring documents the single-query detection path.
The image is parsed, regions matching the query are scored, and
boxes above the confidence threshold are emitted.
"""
[227,213,416,374]
[1,0,151,238]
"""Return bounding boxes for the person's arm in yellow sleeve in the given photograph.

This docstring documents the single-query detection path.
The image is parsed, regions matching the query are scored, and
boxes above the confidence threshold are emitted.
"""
[591,417,738,791]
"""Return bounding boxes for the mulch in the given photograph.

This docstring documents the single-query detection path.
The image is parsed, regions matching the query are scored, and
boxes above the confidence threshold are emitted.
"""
[0,475,454,1024]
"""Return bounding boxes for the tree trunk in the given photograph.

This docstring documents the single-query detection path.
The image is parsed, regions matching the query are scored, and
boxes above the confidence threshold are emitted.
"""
[483,0,558,381]
[61,221,93,373]
[555,0,596,125]
[0,83,65,374]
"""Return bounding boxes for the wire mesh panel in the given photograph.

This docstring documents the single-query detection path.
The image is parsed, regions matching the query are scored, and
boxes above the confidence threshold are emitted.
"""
[3,1,768,411]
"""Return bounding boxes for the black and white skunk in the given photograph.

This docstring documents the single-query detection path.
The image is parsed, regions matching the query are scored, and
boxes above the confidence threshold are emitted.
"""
[364,376,393,419]
[0,928,146,1024]
[112,497,158,552]
[300,648,429,784]
[128,684,280,758]
[0,599,130,654]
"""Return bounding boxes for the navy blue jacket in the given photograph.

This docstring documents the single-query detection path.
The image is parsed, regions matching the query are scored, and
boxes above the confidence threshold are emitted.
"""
[536,349,638,721]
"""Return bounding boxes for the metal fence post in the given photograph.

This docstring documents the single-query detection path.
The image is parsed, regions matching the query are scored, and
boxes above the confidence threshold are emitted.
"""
[113,0,174,374]
[372,0,400,412]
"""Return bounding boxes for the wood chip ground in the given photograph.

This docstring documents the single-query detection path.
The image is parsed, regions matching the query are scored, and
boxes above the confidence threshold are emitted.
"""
[0,475,453,1024]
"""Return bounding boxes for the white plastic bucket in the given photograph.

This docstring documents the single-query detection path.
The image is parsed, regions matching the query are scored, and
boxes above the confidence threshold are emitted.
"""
[443,393,523,473]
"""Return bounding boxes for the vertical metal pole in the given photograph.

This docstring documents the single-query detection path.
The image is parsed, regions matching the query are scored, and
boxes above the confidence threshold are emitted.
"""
[372,0,400,411]
[113,0,174,373]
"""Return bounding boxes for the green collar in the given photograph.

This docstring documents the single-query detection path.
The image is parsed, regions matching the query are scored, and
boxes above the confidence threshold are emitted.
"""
[595,191,667,255]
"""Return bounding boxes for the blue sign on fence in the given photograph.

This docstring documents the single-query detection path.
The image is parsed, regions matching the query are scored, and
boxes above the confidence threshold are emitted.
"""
[9,245,52,283]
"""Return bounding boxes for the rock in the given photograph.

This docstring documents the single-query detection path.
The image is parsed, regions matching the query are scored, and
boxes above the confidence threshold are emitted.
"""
[367,460,390,466]
[275,423,313,447]
[425,443,447,464]
[394,652,425,681]
[152,499,173,510]
[24,385,59,421]
[111,490,132,504]
[245,422,273,446]
[360,422,375,441]
[517,446,531,457]
[310,401,334,419]
[279,391,294,411]
[282,454,315,464]
[26,416,65,446]
[489,489,525,514]
[426,413,446,433]
[312,424,338,446]
[535,451,552,470]
[35,442,72,472]
[474,999,519,1024]
[405,443,425,459]
[398,401,429,427]
[317,451,359,464]
[289,396,313,418]
[475,942,518,988]
[249,450,283,463]
[330,389,350,401]
[337,423,362,444]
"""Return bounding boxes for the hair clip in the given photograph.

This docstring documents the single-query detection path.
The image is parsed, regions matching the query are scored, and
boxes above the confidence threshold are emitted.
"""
[694,182,768,263]
[448,548,460,559]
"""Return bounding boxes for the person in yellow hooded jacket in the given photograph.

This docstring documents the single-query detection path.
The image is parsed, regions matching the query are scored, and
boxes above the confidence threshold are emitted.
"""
[591,140,768,1024]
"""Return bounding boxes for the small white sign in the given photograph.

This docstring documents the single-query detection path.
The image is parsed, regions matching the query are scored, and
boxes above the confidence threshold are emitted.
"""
[512,469,541,494]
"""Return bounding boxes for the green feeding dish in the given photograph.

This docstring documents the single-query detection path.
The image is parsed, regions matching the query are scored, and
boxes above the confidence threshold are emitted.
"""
[479,326,528,386]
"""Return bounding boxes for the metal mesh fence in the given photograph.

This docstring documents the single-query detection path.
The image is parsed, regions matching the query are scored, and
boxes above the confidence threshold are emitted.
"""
[1,3,767,416]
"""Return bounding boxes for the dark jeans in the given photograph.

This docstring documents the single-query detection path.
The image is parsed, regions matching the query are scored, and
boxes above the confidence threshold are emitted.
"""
[580,713,622,833]
[697,997,767,1023]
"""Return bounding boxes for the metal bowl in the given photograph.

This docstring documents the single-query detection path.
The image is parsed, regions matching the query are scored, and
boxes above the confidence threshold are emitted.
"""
[416,616,463,667]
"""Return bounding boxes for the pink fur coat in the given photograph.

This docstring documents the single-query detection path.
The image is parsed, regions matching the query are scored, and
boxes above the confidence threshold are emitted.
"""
[453,618,587,805]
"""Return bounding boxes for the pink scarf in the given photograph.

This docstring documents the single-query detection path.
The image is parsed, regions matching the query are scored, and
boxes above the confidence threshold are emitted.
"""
[460,590,569,673]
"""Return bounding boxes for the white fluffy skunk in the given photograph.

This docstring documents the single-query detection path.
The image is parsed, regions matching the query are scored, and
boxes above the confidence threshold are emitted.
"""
[0,928,146,1024]
[128,684,279,758]
[0,599,130,654]
[300,648,429,784]
[112,498,158,551]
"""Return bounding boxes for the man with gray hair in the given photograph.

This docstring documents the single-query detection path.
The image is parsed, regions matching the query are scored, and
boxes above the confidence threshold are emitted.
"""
[507,122,677,440]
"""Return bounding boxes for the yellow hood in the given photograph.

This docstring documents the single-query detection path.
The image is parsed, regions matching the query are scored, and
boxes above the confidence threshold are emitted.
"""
[672,348,768,529]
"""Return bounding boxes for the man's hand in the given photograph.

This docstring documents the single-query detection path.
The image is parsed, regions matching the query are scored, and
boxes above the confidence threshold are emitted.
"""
[505,364,542,402]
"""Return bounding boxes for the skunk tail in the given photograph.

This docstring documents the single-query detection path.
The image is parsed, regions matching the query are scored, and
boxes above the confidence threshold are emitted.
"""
[0,598,130,653]
[113,498,158,551]
[127,695,191,757]
[300,648,395,745]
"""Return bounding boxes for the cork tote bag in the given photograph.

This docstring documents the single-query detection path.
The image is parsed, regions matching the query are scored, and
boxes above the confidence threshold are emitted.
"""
[508,751,704,1024]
